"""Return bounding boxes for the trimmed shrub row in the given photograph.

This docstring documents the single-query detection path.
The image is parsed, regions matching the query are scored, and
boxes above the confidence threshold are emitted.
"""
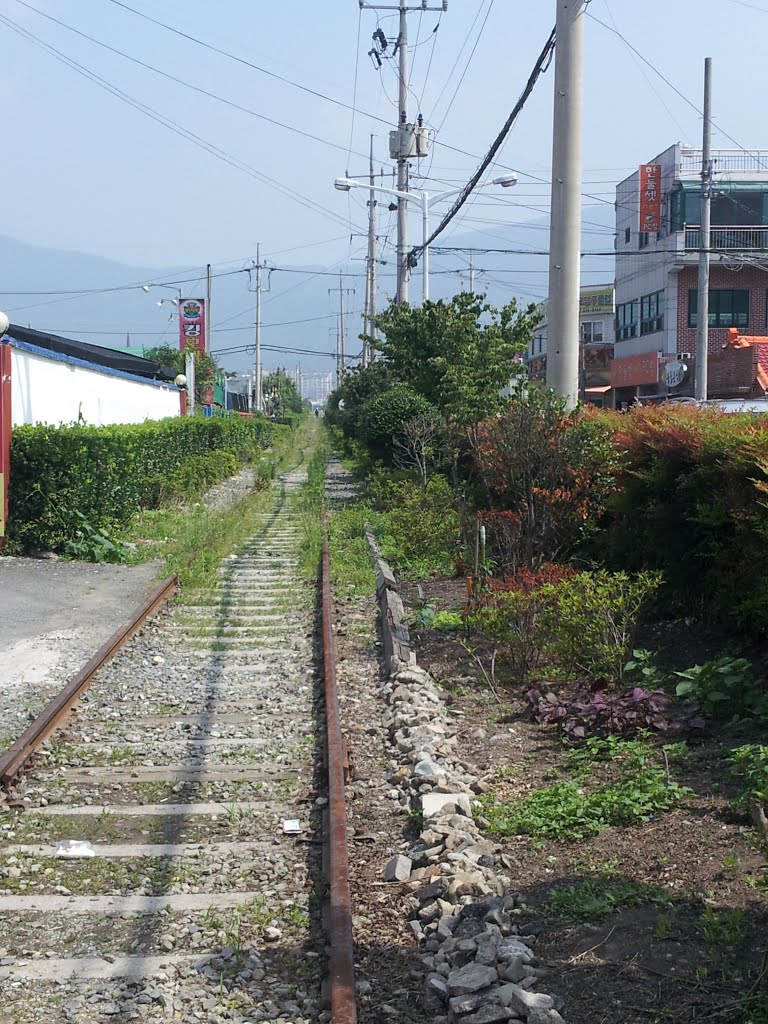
[8,415,272,552]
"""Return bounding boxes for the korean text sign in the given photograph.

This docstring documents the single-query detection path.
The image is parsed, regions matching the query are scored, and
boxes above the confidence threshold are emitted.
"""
[178,299,206,353]
[639,164,662,233]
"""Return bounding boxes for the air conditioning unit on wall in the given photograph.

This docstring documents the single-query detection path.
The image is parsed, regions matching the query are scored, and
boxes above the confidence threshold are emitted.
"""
[677,352,692,360]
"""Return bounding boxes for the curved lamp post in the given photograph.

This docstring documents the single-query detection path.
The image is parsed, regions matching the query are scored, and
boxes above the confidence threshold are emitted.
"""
[334,175,517,303]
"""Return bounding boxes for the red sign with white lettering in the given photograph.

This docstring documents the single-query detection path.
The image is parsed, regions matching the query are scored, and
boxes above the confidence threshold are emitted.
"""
[639,164,662,233]
[610,352,659,387]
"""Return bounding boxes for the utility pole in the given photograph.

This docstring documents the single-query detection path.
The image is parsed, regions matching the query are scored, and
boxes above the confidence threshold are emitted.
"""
[364,134,378,364]
[546,0,586,409]
[360,2,447,305]
[330,275,355,380]
[396,4,409,305]
[695,57,713,402]
[252,244,264,414]
[205,263,212,353]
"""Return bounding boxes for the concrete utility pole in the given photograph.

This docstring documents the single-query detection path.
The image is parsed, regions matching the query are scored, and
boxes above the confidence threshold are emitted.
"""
[396,4,409,305]
[330,275,355,380]
[546,0,586,409]
[205,263,212,353]
[695,57,713,402]
[253,244,263,414]
[359,2,447,305]
[364,135,378,364]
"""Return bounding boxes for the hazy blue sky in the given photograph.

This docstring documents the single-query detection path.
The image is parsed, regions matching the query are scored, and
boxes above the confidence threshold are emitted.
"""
[1,0,766,364]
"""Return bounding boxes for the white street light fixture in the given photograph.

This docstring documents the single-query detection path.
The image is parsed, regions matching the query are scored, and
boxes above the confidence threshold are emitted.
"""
[333,176,517,302]
[174,373,187,388]
[142,283,183,302]
[0,311,9,338]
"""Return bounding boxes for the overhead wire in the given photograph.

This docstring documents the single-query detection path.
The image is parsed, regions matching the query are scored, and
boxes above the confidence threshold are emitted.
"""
[410,25,557,263]
[346,4,363,171]
[0,12,365,235]
[11,0,371,162]
[587,10,768,173]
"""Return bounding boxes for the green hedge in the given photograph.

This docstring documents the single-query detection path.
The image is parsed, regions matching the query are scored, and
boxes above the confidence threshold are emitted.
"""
[8,415,273,552]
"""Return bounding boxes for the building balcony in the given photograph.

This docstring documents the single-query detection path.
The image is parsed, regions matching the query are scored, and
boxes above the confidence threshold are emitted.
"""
[684,225,768,251]
[679,150,768,174]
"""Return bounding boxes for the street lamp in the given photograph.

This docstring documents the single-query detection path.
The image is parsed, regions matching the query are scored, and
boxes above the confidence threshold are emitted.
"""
[334,175,517,303]
[0,311,9,338]
[141,283,183,309]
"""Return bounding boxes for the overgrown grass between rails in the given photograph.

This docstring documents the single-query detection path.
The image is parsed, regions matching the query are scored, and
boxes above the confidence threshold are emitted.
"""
[128,419,313,589]
[145,418,316,593]
[296,440,329,580]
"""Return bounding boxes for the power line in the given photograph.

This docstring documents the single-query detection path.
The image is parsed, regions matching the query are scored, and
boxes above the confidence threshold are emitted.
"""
[410,25,556,263]
[0,12,364,235]
[434,0,495,135]
[11,0,370,162]
[103,0,395,127]
[587,10,768,173]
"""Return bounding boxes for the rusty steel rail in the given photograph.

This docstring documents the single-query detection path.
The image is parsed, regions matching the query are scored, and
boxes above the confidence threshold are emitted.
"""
[321,526,358,1024]
[0,573,178,788]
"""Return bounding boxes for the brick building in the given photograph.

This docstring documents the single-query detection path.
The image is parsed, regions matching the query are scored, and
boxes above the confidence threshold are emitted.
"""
[611,143,768,405]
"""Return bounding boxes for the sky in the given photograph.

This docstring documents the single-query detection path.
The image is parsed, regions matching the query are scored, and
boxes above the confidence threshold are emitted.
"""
[1,0,767,372]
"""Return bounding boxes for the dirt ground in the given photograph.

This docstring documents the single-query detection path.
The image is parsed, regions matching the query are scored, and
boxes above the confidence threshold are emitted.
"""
[400,576,768,1024]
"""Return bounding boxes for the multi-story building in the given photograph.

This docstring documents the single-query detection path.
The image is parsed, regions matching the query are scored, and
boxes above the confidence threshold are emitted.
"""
[526,284,615,404]
[612,144,768,405]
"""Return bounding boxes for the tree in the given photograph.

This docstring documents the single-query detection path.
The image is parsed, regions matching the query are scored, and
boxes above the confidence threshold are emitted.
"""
[262,369,304,417]
[373,292,540,430]
[144,344,219,406]
[325,361,394,440]
[472,389,619,572]
[360,383,439,464]
[392,413,444,492]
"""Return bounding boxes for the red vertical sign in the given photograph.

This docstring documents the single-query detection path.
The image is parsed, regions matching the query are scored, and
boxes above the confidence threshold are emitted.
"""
[178,298,206,352]
[639,164,662,233]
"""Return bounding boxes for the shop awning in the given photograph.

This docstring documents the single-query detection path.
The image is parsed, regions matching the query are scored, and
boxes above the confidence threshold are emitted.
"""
[586,385,611,394]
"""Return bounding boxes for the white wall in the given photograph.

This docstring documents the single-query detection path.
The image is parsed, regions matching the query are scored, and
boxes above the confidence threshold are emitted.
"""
[11,345,180,427]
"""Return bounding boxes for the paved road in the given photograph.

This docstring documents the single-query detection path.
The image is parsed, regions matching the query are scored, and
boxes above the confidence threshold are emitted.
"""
[0,556,161,741]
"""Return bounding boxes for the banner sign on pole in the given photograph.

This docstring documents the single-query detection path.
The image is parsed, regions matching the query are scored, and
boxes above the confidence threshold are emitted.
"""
[178,299,206,352]
[639,164,662,233]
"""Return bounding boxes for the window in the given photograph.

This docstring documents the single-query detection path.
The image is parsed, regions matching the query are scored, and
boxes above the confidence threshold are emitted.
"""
[640,291,665,335]
[624,227,631,245]
[639,231,650,249]
[581,321,604,344]
[688,289,749,329]
[616,300,639,340]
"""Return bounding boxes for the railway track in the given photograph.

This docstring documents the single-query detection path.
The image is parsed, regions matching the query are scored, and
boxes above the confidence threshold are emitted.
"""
[0,466,357,1024]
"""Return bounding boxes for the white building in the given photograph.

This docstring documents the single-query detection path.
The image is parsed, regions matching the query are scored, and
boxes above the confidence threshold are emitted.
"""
[612,144,768,403]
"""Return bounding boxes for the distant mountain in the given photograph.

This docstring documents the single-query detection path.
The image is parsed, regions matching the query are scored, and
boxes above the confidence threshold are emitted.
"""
[0,203,616,376]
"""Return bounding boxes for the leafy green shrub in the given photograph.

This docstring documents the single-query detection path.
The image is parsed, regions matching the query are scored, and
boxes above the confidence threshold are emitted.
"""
[729,745,768,811]
[674,656,767,722]
[482,768,691,841]
[542,570,663,684]
[474,569,661,685]
[360,383,440,464]
[157,451,239,505]
[379,475,460,578]
[9,415,272,553]
[593,404,768,636]
[64,511,127,563]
